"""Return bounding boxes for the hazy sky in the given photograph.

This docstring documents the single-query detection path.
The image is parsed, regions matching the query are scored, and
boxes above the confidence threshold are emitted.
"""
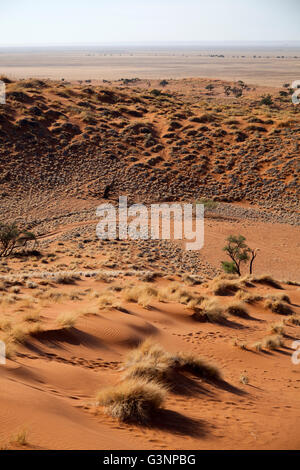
[0,0,299,46]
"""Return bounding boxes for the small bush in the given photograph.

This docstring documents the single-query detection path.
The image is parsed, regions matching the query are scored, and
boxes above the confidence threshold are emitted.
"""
[210,279,242,296]
[286,315,300,326]
[123,284,158,307]
[251,341,262,352]
[270,322,285,335]
[251,275,281,289]
[225,301,249,318]
[232,339,248,350]
[53,273,78,285]
[173,352,221,380]
[56,313,77,328]
[96,379,166,423]
[192,298,227,323]
[260,94,273,106]
[262,334,284,350]
[266,293,291,304]
[98,293,121,310]
[234,290,262,304]
[11,429,28,446]
[264,299,293,315]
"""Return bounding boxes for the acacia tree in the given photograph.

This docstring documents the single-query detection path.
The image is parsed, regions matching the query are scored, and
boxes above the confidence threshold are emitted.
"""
[0,222,37,257]
[221,235,258,276]
[221,235,250,276]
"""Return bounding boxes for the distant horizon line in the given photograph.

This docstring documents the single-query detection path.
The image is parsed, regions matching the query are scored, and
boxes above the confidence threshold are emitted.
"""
[1,40,300,49]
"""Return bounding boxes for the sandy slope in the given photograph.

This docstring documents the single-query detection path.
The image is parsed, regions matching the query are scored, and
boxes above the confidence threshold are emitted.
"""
[0,274,300,450]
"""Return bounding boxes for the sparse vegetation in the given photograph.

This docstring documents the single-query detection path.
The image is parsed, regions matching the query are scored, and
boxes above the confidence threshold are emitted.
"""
[0,222,36,257]
[192,298,227,323]
[96,379,166,423]
[56,312,78,328]
[221,235,258,276]
[262,334,284,350]
[225,301,249,318]
[264,299,293,315]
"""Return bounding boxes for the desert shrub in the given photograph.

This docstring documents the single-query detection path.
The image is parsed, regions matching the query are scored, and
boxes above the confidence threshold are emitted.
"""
[251,275,281,289]
[251,341,262,352]
[11,429,28,446]
[22,311,41,323]
[123,340,221,382]
[123,284,158,307]
[265,293,291,304]
[285,280,300,287]
[173,351,221,380]
[5,325,27,344]
[56,313,77,328]
[234,290,263,303]
[222,261,239,274]
[192,298,227,323]
[181,273,202,286]
[262,335,284,350]
[96,379,166,423]
[286,315,300,326]
[197,198,217,211]
[210,278,242,296]
[225,301,249,318]
[98,292,121,310]
[270,322,285,335]
[190,113,217,123]
[260,94,273,106]
[137,271,157,282]
[0,222,36,257]
[264,299,293,315]
[53,273,79,284]
[123,362,171,383]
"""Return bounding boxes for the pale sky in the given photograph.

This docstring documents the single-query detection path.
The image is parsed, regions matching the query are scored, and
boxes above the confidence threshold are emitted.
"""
[0,0,299,46]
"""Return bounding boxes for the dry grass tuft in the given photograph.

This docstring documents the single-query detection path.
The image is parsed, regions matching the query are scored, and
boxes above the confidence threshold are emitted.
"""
[98,292,121,310]
[173,351,221,380]
[232,339,248,350]
[22,310,41,323]
[251,341,263,352]
[123,339,221,382]
[262,334,284,350]
[96,379,166,423]
[209,278,242,296]
[10,429,28,446]
[192,298,227,323]
[251,275,282,289]
[181,274,202,286]
[286,315,300,326]
[264,299,293,315]
[123,284,158,308]
[234,290,263,304]
[265,293,291,304]
[53,273,79,285]
[56,312,78,329]
[225,301,249,318]
[5,325,27,344]
[270,322,285,335]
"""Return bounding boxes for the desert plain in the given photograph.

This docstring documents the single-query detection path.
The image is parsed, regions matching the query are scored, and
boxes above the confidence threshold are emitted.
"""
[0,48,299,450]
